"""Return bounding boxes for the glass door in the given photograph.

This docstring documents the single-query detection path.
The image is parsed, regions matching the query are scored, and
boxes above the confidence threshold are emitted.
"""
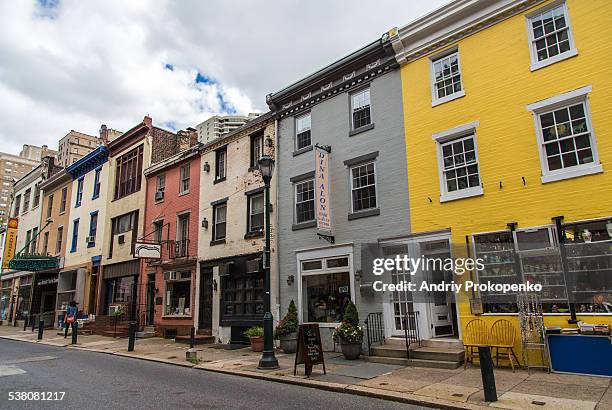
[383,245,414,336]
[421,240,454,337]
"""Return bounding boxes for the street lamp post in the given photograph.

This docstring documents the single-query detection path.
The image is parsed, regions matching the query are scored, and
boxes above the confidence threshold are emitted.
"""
[257,154,279,369]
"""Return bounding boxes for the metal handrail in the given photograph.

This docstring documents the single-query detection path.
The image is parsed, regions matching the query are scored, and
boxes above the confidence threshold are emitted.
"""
[364,312,385,356]
[404,311,421,358]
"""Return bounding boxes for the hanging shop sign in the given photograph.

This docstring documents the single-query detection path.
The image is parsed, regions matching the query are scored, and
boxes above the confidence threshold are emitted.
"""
[2,218,18,269]
[134,242,161,259]
[314,146,332,234]
[294,323,326,377]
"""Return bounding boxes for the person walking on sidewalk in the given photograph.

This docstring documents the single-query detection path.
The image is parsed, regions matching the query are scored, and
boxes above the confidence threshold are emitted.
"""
[64,301,78,338]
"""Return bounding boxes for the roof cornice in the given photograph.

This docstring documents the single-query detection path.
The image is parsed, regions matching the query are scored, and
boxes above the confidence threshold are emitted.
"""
[389,0,545,65]
[66,146,109,180]
[266,37,398,119]
[39,169,71,191]
[144,144,200,176]
[199,112,275,155]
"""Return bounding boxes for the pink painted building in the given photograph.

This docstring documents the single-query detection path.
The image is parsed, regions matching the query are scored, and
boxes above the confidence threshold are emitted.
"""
[141,130,200,338]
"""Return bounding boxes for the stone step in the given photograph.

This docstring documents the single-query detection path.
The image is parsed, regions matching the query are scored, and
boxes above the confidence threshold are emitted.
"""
[135,331,155,339]
[370,345,408,358]
[410,346,465,362]
[384,337,408,347]
[174,334,215,345]
[361,355,410,366]
[407,358,462,370]
[421,338,464,349]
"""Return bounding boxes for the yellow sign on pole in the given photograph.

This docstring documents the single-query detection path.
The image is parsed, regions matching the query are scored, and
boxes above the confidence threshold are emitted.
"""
[2,218,19,269]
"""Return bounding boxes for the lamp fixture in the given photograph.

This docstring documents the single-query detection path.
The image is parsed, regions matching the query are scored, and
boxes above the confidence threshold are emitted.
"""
[201,218,208,229]
[286,275,294,286]
[265,135,273,148]
[203,162,210,173]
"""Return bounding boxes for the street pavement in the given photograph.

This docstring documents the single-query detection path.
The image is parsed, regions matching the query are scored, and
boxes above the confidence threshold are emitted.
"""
[0,339,424,410]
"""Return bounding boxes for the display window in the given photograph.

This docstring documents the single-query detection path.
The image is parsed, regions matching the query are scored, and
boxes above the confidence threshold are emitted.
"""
[164,271,192,316]
[299,256,352,324]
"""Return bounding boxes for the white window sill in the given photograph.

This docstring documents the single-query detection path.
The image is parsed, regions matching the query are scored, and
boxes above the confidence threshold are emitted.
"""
[530,48,578,72]
[541,163,603,184]
[432,90,465,107]
[161,315,192,319]
[440,186,483,203]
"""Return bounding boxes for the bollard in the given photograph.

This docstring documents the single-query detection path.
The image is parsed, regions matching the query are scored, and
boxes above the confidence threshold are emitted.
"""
[71,321,78,345]
[31,316,36,332]
[127,321,136,352]
[190,327,195,349]
[24,316,28,331]
[37,320,44,340]
[478,346,497,402]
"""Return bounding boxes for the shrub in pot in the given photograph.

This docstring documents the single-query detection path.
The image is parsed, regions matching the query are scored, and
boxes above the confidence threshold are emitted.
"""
[244,326,264,352]
[275,300,299,353]
[333,301,363,360]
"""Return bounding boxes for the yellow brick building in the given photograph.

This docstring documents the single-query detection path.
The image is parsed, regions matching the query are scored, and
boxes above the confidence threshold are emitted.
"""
[389,0,612,359]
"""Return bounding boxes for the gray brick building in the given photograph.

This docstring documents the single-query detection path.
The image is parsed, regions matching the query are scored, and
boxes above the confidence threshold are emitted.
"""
[267,37,412,349]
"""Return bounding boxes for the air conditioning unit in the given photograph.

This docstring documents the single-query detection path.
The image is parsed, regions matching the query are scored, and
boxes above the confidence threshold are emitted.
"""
[118,234,125,244]
[246,258,262,274]
[155,190,164,201]
[86,236,96,244]
[164,271,179,281]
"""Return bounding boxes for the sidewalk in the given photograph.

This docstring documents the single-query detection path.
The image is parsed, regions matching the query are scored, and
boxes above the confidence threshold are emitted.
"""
[1,325,610,410]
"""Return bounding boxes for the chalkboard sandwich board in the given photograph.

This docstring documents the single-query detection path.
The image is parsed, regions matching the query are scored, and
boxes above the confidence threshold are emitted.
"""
[294,323,326,377]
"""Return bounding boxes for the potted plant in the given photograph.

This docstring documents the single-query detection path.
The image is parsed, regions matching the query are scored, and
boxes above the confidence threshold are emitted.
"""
[333,301,363,360]
[275,300,299,353]
[244,326,264,352]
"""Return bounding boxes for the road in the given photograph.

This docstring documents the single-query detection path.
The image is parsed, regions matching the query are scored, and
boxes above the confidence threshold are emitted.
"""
[0,339,426,409]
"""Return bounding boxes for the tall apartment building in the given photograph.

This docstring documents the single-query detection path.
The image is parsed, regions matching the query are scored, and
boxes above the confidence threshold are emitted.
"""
[19,145,58,161]
[57,130,101,167]
[195,113,261,144]
[0,149,42,226]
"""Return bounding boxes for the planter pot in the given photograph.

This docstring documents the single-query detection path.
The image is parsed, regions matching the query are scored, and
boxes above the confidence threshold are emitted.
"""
[249,336,264,352]
[279,332,297,354]
[340,342,362,360]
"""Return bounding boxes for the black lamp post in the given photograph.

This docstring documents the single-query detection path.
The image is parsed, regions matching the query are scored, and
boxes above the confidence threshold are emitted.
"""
[257,154,279,369]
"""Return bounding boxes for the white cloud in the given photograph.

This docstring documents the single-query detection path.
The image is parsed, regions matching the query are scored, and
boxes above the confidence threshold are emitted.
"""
[0,0,448,153]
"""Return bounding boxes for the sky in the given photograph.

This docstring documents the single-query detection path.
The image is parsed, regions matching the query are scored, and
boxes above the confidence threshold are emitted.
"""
[0,0,449,154]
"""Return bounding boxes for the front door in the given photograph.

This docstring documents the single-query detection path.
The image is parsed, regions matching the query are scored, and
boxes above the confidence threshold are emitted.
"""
[145,274,155,326]
[199,267,213,329]
[384,245,415,336]
[421,240,454,337]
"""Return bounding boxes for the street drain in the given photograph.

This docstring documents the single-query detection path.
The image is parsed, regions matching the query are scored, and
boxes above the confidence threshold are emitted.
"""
[379,383,389,386]
[531,400,546,406]
[452,393,464,397]
[167,356,177,359]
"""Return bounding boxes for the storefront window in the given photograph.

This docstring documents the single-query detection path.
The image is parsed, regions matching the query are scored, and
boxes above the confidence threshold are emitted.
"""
[0,280,11,321]
[222,272,264,318]
[16,279,32,321]
[164,272,191,316]
[300,256,352,323]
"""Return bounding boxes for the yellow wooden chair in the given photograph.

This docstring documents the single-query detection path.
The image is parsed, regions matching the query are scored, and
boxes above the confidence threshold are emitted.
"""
[463,319,489,369]
[490,319,520,372]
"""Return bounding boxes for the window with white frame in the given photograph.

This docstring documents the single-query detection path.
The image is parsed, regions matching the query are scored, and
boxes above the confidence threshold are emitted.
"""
[431,51,463,104]
[295,113,312,150]
[180,163,190,193]
[434,122,483,202]
[295,179,315,224]
[300,256,351,323]
[527,86,601,183]
[527,2,576,69]
[351,88,371,130]
[350,162,377,212]
[247,193,264,233]
[212,203,227,241]
[164,271,191,316]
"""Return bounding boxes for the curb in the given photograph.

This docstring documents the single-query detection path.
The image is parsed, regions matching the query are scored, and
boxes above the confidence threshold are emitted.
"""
[1,334,485,409]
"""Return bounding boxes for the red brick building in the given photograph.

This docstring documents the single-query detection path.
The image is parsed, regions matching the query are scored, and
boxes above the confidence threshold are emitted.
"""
[141,130,200,338]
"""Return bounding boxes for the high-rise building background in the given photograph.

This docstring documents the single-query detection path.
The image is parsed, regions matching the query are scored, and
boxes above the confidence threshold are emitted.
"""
[57,130,101,167]
[195,113,261,144]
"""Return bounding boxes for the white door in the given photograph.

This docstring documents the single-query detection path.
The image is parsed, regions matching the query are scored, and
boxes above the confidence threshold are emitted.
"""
[383,246,415,336]
[421,240,454,337]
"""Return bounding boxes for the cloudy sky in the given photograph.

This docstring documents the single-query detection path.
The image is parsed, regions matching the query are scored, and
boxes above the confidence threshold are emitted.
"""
[0,0,448,154]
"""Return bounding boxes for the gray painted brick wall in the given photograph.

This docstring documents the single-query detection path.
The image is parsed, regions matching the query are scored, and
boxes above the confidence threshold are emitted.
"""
[276,69,410,336]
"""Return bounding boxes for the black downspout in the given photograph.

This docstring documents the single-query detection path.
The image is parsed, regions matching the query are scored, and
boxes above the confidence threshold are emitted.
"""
[553,216,577,324]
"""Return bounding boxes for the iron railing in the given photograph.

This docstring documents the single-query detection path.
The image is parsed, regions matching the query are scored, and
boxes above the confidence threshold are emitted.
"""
[173,239,189,258]
[364,312,385,356]
[404,311,421,358]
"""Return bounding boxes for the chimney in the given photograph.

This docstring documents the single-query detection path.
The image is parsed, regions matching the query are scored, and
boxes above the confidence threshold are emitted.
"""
[143,115,153,129]
[100,124,108,145]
